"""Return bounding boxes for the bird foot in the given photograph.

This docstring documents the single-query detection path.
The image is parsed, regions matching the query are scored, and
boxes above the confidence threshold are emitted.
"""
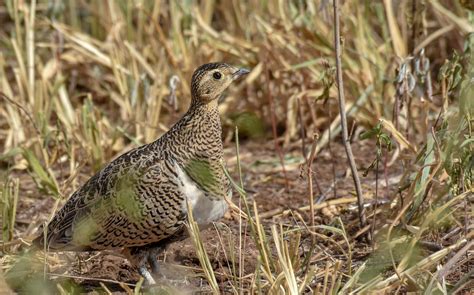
[139,266,156,285]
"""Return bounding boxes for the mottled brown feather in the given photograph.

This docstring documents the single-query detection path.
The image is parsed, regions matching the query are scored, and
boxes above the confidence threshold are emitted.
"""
[33,63,245,254]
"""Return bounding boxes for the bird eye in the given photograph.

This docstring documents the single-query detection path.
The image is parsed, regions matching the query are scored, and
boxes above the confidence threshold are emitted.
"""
[213,72,222,80]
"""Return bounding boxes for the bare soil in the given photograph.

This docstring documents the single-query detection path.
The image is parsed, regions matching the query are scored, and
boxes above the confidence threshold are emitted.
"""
[4,139,470,293]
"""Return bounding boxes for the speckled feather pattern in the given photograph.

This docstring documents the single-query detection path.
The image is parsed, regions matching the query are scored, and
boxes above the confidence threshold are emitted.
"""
[34,63,233,252]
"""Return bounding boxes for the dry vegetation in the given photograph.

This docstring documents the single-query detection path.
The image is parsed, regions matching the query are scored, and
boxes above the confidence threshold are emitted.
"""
[0,0,473,294]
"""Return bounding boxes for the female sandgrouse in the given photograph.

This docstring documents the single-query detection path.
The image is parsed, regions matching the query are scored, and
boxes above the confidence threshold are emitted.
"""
[33,63,250,284]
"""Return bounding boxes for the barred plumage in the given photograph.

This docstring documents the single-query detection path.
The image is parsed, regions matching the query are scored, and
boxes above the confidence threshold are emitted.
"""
[33,62,249,284]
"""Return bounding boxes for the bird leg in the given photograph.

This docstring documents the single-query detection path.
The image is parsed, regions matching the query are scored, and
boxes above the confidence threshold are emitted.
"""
[148,254,160,275]
[123,246,157,285]
[147,246,164,276]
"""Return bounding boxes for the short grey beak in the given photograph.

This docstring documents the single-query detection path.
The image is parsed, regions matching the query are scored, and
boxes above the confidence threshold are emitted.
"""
[232,68,250,80]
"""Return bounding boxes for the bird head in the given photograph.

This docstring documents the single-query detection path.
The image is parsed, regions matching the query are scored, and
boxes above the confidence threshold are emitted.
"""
[190,63,249,105]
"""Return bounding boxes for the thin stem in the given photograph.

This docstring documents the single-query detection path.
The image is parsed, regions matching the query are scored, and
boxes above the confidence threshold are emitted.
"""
[307,133,319,231]
[328,99,337,200]
[371,150,380,244]
[332,0,368,239]
[264,61,290,192]
[297,98,307,159]
[235,127,243,293]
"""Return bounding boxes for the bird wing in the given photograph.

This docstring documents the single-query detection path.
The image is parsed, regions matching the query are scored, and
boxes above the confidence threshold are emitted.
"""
[34,147,186,251]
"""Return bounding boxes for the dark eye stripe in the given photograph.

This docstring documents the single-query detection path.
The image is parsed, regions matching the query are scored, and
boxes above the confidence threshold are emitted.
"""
[213,72,222,80]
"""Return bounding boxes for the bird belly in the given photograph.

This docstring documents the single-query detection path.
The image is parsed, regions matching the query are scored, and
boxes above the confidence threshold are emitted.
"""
[176,164,229,225]
[191,195,229,225]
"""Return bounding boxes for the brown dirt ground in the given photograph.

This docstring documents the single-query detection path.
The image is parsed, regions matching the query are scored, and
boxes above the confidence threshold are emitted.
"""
[3,139,471,293]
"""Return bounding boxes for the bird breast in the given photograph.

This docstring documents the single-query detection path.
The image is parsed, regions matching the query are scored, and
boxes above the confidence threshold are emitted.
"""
[175,163,229,225]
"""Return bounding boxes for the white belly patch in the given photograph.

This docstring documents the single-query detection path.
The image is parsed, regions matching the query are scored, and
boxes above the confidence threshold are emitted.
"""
[176,163,229,225]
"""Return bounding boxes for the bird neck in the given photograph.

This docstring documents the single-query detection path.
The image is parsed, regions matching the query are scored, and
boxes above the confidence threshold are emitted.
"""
[156,99,228,198]
[186,100,221,130]
[168,99,223,158]
[190,99,219,113]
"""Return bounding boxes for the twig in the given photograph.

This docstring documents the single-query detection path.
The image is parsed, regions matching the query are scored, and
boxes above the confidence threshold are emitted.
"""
[306,133,319,231]
[327,98,337,200]
[297,98,307,159]
[451,268,474,294]
[332,0,368,239]
[435,237,470,274]
[370,152,379,245]
[259,197,357,219]
[0,92,42,137]
[46,273,136,287]
[414,25,454,54]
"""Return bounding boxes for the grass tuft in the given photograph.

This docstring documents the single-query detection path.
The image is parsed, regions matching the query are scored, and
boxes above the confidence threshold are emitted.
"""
[0,0,472,293]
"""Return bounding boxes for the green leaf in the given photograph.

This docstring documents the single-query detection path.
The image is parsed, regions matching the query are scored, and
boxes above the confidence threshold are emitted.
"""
[22,148,60,198]
[0,147,23,162]
[359,128,378,140]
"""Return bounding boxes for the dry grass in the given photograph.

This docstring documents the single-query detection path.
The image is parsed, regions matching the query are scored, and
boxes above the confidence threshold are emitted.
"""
[0,0,473,294]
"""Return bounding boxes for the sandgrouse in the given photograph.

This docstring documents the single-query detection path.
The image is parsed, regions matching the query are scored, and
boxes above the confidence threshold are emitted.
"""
[33,63,249,284]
